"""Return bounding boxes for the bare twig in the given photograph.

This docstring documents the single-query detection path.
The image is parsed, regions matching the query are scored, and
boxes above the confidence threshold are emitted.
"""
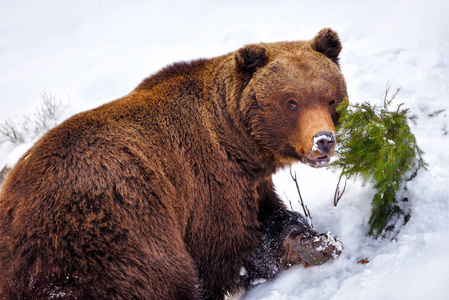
[0,119,23,144]
[333,172,348,206]
[383,81,401,110]
[284,191,294,211]
[0,93,64,145]
[383,82,391,109]
[34,93,62,134]
[289,168,313,228]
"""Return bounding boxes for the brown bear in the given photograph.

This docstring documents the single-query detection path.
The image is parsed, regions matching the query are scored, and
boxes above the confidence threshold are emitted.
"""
[0,28,347,300]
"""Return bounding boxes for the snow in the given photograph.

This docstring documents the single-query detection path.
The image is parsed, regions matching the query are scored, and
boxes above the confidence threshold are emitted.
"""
[1,0,449,299]
[4,142,33,168]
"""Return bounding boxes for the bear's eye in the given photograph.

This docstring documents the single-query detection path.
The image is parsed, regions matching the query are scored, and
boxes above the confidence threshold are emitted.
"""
[287,99,299,111]
[328,100,336,106]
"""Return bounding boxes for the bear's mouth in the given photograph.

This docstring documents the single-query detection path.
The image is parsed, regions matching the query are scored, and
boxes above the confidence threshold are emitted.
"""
[280,146,331,168]
[304,155,331,168]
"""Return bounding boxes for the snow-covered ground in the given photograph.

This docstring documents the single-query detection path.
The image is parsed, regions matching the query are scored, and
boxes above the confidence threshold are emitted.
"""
[1,1,449,299]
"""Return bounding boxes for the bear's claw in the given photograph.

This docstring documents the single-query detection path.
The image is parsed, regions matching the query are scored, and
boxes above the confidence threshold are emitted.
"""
[286,231,342,266]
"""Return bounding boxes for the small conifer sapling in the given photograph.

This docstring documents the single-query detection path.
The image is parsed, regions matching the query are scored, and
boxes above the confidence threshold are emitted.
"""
[329,85,427,236]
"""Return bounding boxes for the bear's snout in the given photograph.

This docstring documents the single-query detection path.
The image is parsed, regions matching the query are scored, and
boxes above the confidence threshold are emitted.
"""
[312,132,335,154]
[302,132,336,167]
[295,106,337,168]
[300,131,336,168]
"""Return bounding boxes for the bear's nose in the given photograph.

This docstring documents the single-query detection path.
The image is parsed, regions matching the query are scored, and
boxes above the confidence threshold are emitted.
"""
[313,132,335,154]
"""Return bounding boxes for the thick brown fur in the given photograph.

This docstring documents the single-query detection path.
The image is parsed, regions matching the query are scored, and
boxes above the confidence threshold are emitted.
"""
[0,28,347,300]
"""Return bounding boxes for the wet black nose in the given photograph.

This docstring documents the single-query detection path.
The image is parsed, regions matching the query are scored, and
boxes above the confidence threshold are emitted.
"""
[313,132,335,154]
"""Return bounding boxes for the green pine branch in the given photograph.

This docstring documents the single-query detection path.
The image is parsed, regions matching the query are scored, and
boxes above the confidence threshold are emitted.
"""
[329,85,427,237]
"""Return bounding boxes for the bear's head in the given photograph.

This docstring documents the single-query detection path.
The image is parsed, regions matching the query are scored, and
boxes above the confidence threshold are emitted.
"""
[234,28,347,168]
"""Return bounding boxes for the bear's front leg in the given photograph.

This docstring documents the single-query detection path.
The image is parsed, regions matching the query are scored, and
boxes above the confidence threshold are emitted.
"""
[241,209,342,287]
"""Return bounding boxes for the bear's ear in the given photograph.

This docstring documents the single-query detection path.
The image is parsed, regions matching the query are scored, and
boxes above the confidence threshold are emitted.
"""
[311,28,342,65]
[234,44,269,76]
